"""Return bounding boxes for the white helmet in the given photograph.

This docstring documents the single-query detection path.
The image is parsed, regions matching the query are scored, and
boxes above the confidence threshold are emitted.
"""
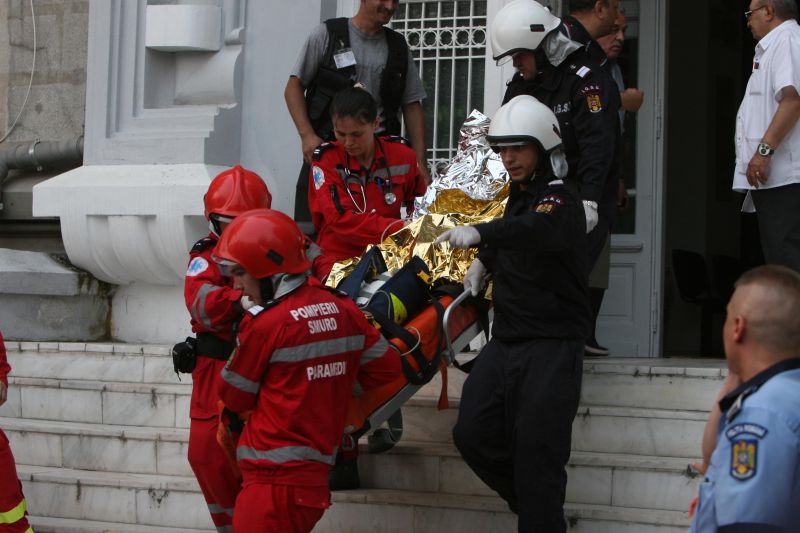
[487,95,562,153]
[490,0,561,63]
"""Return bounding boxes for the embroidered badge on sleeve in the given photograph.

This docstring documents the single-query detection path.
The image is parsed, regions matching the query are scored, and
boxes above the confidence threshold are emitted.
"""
[312,166,326,190]
[726,423,767,481]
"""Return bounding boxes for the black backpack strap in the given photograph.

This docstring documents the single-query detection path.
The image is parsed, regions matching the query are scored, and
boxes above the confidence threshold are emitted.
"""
[305,18,356,140]
[379,27,409,136]
[323,18,354,75]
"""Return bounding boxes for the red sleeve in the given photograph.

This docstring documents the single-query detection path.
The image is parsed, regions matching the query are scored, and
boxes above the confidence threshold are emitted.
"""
[310,159,400,249]
[0,332,9,386]
[184,245,243,337]
[218,310,275,413]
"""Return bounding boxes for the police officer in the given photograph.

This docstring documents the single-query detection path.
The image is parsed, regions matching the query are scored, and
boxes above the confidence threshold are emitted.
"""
[436,95,590,533]
[0,331,33,532]
[182,165,272,530]
[285,0,429,233]
[689,265,800,533]
[309,87,426,280]
[213,209,401,533]
[492,0,620,282]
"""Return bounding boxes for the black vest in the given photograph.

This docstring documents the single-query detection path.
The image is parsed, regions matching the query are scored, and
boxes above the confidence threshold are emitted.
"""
[305,18,409,139]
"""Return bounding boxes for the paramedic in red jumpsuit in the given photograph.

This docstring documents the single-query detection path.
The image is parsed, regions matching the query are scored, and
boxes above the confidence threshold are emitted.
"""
[183,165,271,530]
[213,209,401,533]
[0,332,33,532]
[309,86,426,280]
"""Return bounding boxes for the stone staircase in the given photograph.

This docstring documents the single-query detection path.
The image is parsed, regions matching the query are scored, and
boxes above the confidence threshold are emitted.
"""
[0,341,727,532]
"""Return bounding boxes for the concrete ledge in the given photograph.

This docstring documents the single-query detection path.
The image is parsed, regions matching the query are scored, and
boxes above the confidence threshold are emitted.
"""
[0,248,111,340]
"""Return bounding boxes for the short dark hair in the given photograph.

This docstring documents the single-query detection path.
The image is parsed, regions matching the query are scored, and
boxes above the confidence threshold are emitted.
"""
[767,0,799,21]
[735,264,800,354]
[569,0,605,14]
[330,87,378,124]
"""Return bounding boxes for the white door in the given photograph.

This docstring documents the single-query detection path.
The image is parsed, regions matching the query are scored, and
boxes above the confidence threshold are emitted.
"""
[599,0,667,357]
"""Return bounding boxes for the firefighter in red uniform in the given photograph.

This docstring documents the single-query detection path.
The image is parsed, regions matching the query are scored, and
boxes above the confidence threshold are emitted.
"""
[0,332,33,532]
[309,86,426,280]
[213,209,401,533]
[182,165,271,530]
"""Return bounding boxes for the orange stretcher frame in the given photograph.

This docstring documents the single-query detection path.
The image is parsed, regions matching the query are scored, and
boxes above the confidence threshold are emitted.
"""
[343,289,489,442]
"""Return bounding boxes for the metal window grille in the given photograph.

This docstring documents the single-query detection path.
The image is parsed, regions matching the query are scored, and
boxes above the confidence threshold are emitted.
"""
[391,1,487,170]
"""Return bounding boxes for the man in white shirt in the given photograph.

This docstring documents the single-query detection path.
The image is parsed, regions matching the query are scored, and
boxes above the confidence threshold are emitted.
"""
[736,0,800,271]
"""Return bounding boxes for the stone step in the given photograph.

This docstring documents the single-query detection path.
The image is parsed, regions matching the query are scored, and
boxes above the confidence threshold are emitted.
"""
[29,516,212,533]
[0,376,192,429]
[316,489,690,533]
[17,465,213,530]
[359,442,700,513]
[17,464,689,533]
[3,416,701,513]
[4,341,727,410]
[394,399,707,458]
[2,417,191,477]
[3,341,181,384]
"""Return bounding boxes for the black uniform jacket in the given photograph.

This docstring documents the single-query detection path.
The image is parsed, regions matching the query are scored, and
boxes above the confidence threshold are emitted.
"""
[475,177,591,343]
[503,43,620,213]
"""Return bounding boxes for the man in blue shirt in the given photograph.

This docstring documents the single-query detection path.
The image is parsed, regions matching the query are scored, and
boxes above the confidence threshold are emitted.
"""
[689,264,800,533]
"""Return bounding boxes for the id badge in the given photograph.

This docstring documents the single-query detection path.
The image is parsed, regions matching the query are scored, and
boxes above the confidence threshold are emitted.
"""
[334,48,357,69]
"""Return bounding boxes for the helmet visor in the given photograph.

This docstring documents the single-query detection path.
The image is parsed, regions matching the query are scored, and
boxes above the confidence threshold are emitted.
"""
[212,255,239,277]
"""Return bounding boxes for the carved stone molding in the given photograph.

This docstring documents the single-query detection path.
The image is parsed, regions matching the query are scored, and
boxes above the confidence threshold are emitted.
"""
[33,164,225,285]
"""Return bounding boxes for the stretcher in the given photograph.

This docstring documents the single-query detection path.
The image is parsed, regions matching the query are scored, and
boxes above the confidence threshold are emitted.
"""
[343,286,491,452]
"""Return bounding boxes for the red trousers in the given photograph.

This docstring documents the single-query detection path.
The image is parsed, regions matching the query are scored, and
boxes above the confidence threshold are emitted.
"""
[232,481,329,533]
[0,429,31,532]
[188,357,242,529]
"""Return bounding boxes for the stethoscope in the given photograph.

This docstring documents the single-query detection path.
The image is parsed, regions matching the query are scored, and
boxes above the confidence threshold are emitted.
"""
[339,138,396,214]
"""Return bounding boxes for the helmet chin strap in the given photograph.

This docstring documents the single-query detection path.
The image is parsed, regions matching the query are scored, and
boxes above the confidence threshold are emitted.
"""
[208,220,221,237]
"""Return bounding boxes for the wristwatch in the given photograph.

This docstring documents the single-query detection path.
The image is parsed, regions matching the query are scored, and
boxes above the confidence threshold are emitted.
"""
[757,142,775,156]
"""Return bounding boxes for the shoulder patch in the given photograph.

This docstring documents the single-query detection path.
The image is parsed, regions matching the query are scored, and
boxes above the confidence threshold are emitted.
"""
[726,422,767,482]
[186,257,209,277]
[384,135,411,146]
[312,142,336,161]
[191,237,216,254]
[730,438,758,481]
[247,305,265,316]
[312,165,326,190]
[533,194,566,215]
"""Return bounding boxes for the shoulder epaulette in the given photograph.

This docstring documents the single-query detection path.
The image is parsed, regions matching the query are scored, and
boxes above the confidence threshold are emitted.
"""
[191,237,217,254]
[312,142,336,161]
[566,63,593,79]
[247,305,265,316]
[383,135,411,147]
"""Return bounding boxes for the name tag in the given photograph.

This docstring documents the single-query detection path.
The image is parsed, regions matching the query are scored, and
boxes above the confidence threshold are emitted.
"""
[334,48,356,69]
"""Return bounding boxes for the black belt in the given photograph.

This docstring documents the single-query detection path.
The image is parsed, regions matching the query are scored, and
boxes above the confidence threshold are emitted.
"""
[196,332,234,361]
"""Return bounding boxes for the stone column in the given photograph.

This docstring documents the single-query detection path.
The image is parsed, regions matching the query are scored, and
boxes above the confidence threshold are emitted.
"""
[32,0,323,342]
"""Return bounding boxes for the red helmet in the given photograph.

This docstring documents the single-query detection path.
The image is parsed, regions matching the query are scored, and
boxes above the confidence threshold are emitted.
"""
[203,165,272,221]
[214,209,311,279]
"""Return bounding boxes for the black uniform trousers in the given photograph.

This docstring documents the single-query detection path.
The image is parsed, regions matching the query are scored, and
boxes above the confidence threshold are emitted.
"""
[751,183,800,272]
[453,337,583,533]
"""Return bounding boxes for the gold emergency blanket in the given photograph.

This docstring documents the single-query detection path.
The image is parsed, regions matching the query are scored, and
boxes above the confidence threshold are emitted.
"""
[326,110,509,288]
